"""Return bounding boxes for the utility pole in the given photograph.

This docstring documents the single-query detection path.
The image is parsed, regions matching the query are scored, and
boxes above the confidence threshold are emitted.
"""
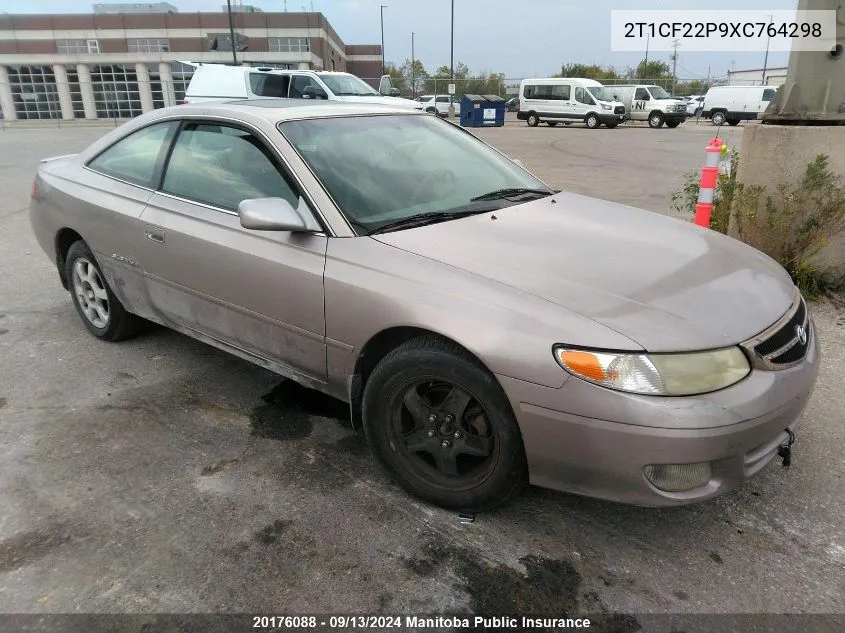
[226,0,238,66]
[411,31,416,98]
[380,5,387,76]
[762,14,773,85]
[643,32,649,79]
[670,39,680,95]
[450,0,454,82]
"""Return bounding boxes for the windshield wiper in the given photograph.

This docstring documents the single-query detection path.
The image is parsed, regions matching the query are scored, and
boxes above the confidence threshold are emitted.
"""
[470,187,554,202]
[367,207,496,235]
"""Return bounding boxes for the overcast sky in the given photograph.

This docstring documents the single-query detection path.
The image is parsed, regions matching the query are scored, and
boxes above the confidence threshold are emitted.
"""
[4,0,797,79]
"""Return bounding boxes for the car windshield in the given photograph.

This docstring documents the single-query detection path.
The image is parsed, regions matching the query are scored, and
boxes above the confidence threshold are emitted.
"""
[279,114,550,233]
[649,86,672,99]
[587,86,613,102]
[320,74,380,96]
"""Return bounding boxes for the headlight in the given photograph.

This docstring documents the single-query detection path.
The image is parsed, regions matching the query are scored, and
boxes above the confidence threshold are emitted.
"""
[601,103,612,110]
[553,346,750,396]
[664,105,674,112]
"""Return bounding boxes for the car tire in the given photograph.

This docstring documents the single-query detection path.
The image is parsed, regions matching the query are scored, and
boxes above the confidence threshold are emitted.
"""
[527,113,540,127]
[547,121,558,127]
[361,336,528,512]
[648,112,664,128]
[711,111,726,126]
[666,121,681,128]
[425,107,437,115]
[585,113,600,129]
[605,122,618,129]
[65,240,142,342]
[727,119,740,126]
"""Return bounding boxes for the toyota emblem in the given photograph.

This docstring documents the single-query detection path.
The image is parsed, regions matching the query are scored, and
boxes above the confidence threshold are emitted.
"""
[795,324,808,345]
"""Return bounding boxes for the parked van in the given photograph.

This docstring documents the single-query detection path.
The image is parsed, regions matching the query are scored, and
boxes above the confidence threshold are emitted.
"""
[701,85,778,126]
[183,63,423,110]
[517,78,627,129]
[606,84,688,128]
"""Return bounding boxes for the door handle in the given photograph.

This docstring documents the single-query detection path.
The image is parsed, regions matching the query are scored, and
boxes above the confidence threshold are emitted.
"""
[144,225,165,244]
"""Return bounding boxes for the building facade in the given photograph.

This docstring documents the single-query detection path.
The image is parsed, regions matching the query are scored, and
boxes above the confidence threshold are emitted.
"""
[0,9,382,120]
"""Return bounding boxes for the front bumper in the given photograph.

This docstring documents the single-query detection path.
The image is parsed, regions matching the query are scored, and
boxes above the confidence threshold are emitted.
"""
[497,321,820,506]
[599,112,628,123]
[664,112,687,123]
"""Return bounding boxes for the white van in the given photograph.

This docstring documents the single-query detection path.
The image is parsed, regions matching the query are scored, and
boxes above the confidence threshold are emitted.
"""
[517,78,627,129]
[701,85,778,126]
[605,84,688,128]
[183,63,423,110]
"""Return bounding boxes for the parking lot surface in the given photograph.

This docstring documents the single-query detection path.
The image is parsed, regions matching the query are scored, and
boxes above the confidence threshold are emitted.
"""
[1,121,843,625]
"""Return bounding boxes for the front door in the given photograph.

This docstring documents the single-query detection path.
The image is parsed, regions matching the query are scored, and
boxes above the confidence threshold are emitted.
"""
[137,120,328,380]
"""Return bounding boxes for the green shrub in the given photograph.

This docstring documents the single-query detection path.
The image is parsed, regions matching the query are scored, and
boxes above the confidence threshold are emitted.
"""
[671,153,845,297]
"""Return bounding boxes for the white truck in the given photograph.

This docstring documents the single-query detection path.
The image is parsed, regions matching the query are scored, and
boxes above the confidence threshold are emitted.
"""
[701,85,778,126]
[183,63,423,110]
[605,84,688,128]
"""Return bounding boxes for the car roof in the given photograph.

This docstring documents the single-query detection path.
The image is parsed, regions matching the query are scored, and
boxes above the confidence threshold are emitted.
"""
[166,98,419,122]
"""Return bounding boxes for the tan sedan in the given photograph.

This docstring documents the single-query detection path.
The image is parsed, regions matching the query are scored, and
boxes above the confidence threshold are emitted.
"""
[29,100,819,511]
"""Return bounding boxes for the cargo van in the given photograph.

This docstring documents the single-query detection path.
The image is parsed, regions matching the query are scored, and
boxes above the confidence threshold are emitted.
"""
[606,84,688,128]
[517,78,627,129]
[701,85,778,126]
[183,63,423,110]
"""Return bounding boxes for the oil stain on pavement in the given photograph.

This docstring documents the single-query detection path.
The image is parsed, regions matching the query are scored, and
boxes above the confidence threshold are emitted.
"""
[250,380,350,441]
[402,538,641,633]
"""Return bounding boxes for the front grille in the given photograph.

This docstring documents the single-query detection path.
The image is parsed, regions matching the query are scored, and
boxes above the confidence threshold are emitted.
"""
[675,104,687,112]
[748,296,810,367]
[614,105,625,115]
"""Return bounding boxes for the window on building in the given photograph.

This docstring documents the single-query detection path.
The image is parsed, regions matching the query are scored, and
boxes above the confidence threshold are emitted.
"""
[128,38,170,53]
[57,39,91,54]
[269,37,310,53]
[89,64,143,119]
[88,121,178,187]
[147,64,165,109]
[7,65,62,120]
[65,67,85,118]
[170,62,195,104]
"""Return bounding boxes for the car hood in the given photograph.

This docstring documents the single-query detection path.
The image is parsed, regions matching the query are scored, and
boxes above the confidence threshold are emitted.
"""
[372,193,795,352]
[335,95,423,109]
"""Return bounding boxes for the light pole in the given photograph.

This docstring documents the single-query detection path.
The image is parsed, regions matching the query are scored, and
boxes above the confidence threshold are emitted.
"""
[450,0,454,82]
[380,5,388,76]
[411,32,416,98]
[226,0,238,66]
[762,14,773,85]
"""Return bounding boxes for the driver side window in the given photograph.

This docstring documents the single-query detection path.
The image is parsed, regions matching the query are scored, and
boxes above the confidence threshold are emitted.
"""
[574,87,594,105]
[162,123,299,211]
[290,75,323,99]
[635,88,650,101]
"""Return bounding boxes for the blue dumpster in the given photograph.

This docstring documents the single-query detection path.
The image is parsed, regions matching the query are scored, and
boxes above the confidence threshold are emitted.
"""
[460,94,506,128]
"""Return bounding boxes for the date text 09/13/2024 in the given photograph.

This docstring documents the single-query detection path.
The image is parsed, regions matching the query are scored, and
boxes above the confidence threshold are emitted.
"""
[251,615,593,629]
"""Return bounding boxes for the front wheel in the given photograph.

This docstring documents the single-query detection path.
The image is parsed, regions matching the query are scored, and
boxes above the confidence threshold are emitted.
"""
[526,113,540,127]
[585,113,600,129]
[648,112,664,128]
[666,121,681,128]
[362,337,528,511]
[66,240,142,341]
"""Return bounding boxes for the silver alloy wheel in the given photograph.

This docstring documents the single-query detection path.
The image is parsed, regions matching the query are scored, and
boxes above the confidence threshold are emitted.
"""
[72,258,110,328]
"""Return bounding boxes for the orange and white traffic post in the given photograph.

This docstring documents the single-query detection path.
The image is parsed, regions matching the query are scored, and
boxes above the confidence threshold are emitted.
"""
[694,137,724,228]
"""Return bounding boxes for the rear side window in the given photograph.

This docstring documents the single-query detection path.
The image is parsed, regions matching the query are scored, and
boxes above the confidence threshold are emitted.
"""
[249,72,289,98]
[162,122,299,211]
[523,84,569,100]
[88,121,178,187]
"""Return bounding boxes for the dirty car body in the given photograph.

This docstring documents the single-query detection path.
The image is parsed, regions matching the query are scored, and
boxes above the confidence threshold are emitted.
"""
[29,100,820,510]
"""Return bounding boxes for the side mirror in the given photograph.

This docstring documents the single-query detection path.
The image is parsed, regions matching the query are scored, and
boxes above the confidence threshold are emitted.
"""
[238,197,321,232]
[302,85,327,100]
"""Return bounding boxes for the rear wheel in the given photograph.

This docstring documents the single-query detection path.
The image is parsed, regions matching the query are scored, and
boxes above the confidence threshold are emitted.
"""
[65,240,142,341]
[362,337,528,511]
[585,113,600,129]
[527,113,540,127]
[648,112,664,128]
[711,111,727,126]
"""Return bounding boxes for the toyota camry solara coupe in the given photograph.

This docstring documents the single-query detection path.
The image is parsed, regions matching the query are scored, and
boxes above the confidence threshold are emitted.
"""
[29,100,820,511]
